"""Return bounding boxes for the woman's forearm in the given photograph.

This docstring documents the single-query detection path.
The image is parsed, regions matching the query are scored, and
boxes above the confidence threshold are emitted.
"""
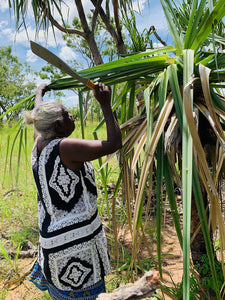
[34,90,43,108]
[34,84,50,108]
[100,103,122,152]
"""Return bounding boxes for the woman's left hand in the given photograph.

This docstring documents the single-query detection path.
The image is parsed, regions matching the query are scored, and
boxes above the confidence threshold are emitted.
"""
[93,82,111,106]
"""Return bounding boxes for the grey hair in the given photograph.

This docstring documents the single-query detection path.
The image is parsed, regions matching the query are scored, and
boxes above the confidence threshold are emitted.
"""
[23,100,63,139]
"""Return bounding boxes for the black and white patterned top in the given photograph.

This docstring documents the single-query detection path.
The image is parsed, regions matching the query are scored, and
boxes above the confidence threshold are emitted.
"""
[31,138,110,291]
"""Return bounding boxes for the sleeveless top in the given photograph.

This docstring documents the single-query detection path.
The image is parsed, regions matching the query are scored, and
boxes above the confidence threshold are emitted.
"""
[31,138,110,291]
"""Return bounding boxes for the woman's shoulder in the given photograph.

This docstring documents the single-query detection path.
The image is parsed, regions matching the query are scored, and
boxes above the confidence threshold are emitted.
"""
[38,137,62,153]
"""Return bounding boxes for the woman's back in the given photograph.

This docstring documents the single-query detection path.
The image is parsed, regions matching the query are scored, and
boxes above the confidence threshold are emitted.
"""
[31,138,110,291]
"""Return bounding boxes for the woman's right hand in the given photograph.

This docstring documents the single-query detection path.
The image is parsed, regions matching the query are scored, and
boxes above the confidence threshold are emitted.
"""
[36,84,51,97]
[93,82,111,106]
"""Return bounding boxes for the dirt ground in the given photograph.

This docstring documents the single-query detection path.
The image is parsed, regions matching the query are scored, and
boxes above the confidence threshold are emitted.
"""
[0,217,183,300]
[115,218,183,300]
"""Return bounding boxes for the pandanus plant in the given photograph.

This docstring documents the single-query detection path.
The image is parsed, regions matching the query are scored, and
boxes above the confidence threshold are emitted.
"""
[3,0,225,299]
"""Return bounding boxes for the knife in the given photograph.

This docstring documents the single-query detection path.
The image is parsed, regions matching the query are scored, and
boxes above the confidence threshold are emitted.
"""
[30,41,95,90]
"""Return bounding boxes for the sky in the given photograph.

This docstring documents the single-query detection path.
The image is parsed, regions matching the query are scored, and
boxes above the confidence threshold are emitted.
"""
[0,0,170,107]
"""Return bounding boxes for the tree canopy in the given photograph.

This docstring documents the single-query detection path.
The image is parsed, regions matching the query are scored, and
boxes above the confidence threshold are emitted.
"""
[0,46,35,118]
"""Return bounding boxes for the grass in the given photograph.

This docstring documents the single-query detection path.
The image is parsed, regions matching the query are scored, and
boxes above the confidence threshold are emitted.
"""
[0,121,131,299]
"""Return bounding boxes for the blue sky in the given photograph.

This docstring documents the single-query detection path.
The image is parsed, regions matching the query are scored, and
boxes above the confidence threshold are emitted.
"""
[0,0,170,107]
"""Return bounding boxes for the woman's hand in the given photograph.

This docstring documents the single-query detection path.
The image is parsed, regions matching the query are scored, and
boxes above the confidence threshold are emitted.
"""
[34,84,51,109]
[59,82,121,167]
[93,82,111,106]
[36,84,51,97]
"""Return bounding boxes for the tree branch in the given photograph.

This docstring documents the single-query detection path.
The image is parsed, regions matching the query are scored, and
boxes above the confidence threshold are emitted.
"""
[91,0,103,32]
[113,0,122,40]
[148,26,167,46]
[74,0,103,65]
[91,0,127,54]
[39,0,86,37]
[105,0,110,20]
[74,0,91,34]
[49,15,86,37]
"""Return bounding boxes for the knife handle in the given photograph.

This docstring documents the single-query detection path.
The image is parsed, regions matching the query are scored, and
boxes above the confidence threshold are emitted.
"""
[86,79,95,90]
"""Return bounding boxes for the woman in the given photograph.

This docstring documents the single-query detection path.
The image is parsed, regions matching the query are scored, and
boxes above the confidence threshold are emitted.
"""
[23,82,122,300]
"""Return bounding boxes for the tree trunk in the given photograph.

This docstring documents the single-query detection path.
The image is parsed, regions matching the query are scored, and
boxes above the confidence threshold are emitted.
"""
[75,0,104,65]
[85,32,104,65]
[91,0,127,55]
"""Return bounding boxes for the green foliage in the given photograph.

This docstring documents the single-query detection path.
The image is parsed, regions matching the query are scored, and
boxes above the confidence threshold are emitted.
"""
[0,240,21,275]
[120,4,153,52]
[36,63,67,99]
[163,255,225,300]
[63,15,119,67]
[37,64,64,81]
[10,226,38,247]
[33,294,52,300]
[172,274,204,300]
[0,46,36,117]
[195,255,225,294]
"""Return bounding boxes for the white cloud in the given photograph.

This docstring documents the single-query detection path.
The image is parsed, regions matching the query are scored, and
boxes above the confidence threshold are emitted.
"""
[153,42,164,48]
[25,0,93,26]
[2,24,67,48]
[56,0,94,24]
[59,46,77,62]
[0,20,8,29]
[1,27,14,43]
[0,0,8,12]
[133,0,148,12]
[53,0,78,24]
[26,49,37,63]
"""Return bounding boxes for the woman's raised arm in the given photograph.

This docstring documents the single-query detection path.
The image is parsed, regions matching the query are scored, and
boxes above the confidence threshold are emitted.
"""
[60,82,122,169]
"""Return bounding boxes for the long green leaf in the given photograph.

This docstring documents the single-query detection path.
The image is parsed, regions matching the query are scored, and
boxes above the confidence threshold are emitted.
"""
[183,0,199,49]
[184,0,207,49]
[16,126,23,184]
[121,86,127,124]
[78,92,85,139]
[0,94,35,120]
[128,82,135,119]
[168,64,183,130]
[164,154,183,248]
[49,53,173,91]
[133,95,174,240]
[9,121,23,185]
[182,49,194,300]
[191,0,225,52]
[160,0,183,55]
[192,163,221,299]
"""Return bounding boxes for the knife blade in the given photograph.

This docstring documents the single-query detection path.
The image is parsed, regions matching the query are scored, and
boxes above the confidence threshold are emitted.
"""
[30,41,95,90]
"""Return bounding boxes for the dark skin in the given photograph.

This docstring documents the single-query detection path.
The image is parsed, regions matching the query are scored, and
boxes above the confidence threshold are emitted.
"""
[34,83,122,171]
